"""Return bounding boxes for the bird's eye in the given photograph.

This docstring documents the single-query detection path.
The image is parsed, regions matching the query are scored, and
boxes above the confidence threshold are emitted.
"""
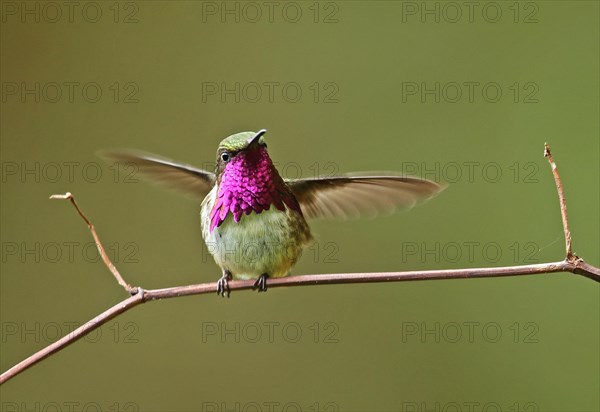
[221,152,230,162]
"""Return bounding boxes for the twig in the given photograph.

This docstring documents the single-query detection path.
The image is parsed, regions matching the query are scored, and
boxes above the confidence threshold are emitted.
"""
[49,193,136,294]
[543,143,573,260]
[1,144,598,385]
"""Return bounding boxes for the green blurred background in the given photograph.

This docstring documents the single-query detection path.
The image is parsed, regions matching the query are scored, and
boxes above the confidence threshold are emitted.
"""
[1,1,598,411]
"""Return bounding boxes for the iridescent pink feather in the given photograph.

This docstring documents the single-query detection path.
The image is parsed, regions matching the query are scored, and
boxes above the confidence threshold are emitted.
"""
[209,147,301,232]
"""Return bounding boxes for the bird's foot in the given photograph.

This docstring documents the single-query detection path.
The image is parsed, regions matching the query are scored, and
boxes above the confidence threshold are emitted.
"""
[253,273,269,293]
[217,270,232,298]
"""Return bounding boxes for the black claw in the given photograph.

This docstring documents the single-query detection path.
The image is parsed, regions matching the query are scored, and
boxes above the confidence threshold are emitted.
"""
[217,270,232,298]
[253,274,269,293]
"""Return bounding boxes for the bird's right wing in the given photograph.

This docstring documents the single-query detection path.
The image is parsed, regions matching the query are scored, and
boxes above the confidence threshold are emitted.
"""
[97,149,215,201]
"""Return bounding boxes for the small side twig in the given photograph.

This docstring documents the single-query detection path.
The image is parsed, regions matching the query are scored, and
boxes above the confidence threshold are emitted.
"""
[544,143,574,260]
[49,192,136,295]
[1,144,598,385]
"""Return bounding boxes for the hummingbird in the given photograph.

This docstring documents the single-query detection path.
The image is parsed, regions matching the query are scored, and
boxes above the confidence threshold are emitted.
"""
[100,130,445,297]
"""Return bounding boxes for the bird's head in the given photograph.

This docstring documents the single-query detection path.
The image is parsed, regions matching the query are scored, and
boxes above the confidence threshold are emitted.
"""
[215,129,269,181]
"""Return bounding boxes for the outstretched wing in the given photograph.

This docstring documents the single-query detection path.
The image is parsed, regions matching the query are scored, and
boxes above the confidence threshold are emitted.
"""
[97,149,215,201]
[287,174,446,220]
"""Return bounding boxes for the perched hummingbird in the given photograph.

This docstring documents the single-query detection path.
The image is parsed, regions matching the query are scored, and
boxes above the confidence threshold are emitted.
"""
[100,130,445,297]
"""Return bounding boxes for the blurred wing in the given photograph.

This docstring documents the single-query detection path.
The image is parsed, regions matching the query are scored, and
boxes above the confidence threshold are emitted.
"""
[288,174,446,220]
[97,149,215,200]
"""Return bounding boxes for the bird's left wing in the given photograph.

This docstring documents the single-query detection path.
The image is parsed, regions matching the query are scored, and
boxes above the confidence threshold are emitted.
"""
[97,149,215,201]
[287,174,446,220]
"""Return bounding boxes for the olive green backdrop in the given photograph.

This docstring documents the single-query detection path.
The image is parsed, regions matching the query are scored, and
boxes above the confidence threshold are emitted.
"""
[1,1,598,411]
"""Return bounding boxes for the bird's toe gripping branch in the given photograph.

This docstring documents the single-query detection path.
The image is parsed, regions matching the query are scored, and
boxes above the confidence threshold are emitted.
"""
[217,270,233,298]
[253,274,269,293]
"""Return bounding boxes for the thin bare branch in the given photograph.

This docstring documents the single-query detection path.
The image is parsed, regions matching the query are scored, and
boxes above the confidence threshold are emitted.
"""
[544,143,573,259]
[1,258,598,385]
[49,192,136,294]
[2,144,598,385]
[0,294,144,385]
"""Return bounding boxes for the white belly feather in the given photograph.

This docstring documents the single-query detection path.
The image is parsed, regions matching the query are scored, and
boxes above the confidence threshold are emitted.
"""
[201,186,311,280]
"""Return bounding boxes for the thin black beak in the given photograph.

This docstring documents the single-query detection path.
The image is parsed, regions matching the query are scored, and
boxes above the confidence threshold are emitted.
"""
[247,129,267,146]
